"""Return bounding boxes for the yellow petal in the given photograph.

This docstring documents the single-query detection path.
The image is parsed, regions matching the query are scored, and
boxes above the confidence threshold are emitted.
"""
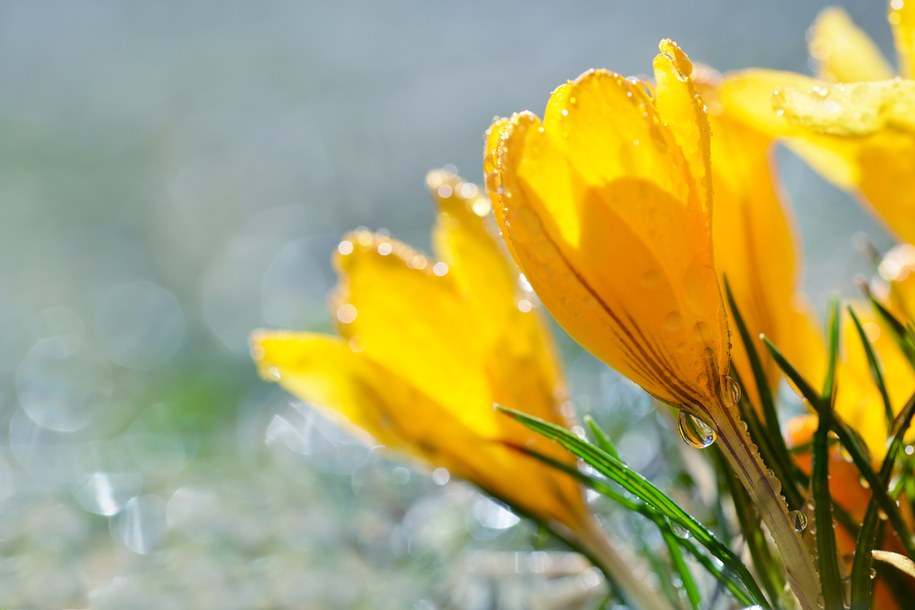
[427,169,570,431]
[718,69,859,187]
[722,71,915,244]
[891,0,915,79]
[486,61,728,414]
[808,7,894,82]
[332,230,497,438]
[251,331,587,529]
[653,39,712,216]
[704,108,804,406]
[773,79,915,136]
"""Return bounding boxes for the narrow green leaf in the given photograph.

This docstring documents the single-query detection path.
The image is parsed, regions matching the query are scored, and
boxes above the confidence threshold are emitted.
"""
[850,392,915,609]
[763,333,915,559]
[864,285,915,371]
[509,443,709,609]
[584,415,621,461]
[761,334,821,406]
[847,305,894,428]
[724,278,799,503]
[821,298,840,405]
[659,523,702,610]
[812,352,844,609]
[497,405,770,609]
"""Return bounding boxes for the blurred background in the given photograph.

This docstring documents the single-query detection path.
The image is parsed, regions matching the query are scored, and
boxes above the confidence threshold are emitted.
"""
[0,1,896,608]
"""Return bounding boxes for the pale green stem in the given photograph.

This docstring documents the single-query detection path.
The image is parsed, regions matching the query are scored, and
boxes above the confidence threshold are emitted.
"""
[705,395,820,610]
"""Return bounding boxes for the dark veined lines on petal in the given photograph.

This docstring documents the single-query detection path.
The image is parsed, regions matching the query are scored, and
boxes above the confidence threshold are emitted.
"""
[512,201,706,412]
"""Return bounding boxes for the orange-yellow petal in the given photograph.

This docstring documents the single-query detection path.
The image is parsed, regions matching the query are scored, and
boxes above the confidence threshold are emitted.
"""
[891,0,915,79]
[486,60,727,415]
[808,7,895,83]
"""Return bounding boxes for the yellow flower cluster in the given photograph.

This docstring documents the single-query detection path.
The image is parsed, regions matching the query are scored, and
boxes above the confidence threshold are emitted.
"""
[251,3,915,608]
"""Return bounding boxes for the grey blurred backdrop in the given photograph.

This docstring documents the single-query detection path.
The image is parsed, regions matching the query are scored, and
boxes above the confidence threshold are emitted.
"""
[0,1,895,608]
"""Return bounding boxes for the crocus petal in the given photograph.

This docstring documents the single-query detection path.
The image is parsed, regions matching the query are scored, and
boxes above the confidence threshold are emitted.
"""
[703,90,804,406]
[891,0,915,79]
[486,49,727,415]
[774,79,915,136]
[251,331,586,528]
[722,71,915,244]
[332,230,497,438]
[427,169,572,435]
[251,331,466,452]
[808,7,895,83]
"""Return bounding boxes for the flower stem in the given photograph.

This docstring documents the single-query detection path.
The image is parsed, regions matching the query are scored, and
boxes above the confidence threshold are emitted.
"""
[706,395,821,610]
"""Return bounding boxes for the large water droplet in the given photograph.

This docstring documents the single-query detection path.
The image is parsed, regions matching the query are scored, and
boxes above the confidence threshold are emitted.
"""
[790,509,808,532]
[677,411,717,449]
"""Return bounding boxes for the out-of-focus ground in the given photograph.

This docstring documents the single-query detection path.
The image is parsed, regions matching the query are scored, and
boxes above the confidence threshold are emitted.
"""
[0,1,894,608]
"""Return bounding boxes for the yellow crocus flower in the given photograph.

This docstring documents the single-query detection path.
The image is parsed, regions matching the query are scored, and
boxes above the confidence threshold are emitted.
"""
[484,40,821,609]
[719,2,915,244]
[250,171,667,610]
[484,41,728,421]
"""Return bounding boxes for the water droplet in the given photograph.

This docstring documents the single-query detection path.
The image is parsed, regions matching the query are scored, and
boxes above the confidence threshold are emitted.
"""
[560,108,569,117]
[870,568,877,579]
[677,411,717,449]
[517,299,533,313]
[672,523,690,539]
[337,240,354,255]
[789,509,808,532]
[265,366,282,381]
[377,241,393,256]
[724,376,741,404]
[432,262,449,277]
[811,85,829,98]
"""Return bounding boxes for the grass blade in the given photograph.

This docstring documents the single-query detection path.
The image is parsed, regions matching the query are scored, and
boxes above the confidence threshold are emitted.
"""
[497,405,770,609]
[507,443,744,608]
[724,279,798,496]
[764,332,915,560]
[863,284,915,371]
[850,392,915,609]
[584,415,621,461]
[847,305,894,428]
[811,302,843,609]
